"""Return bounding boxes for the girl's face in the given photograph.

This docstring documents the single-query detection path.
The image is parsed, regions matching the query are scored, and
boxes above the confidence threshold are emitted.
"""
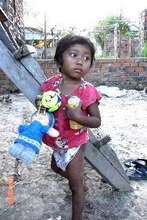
[61,44,92,80]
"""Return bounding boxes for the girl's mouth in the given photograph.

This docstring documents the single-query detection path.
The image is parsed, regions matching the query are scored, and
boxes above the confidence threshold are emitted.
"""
[73,68,83,74]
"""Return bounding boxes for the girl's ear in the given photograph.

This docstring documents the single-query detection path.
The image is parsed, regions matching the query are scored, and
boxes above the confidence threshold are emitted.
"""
[59,67,62,73]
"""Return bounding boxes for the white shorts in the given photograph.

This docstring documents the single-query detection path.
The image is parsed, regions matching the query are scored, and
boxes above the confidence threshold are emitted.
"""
[53,146,80,171]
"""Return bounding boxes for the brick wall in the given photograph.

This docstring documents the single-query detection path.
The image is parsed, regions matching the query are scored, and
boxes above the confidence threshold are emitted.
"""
[0,58,147,94]
[87,58,147,90]
[38,58,147,90]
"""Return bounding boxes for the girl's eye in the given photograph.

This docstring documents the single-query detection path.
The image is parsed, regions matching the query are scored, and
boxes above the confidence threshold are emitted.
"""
[68,52,91,62]
[83,56,90,61]
[69,52,77,58]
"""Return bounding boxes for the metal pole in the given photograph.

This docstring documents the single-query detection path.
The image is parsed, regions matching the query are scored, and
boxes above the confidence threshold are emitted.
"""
[44,12,47,59]
[114,24,118,58]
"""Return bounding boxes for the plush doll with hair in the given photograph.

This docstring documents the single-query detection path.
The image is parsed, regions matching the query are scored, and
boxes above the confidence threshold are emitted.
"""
[8,91,61,175]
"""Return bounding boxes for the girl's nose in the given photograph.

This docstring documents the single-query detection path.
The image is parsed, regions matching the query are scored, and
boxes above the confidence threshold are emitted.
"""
[76,57,83,64]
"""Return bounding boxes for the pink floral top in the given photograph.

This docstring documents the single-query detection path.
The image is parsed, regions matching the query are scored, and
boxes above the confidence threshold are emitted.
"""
[41,74,102,149]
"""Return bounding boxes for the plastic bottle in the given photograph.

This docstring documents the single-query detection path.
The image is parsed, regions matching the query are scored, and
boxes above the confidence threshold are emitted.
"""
[67,96,83,130]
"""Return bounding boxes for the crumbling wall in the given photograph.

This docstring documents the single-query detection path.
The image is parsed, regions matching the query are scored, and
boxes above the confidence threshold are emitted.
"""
[0,0,24,93]
[0,0,24,43]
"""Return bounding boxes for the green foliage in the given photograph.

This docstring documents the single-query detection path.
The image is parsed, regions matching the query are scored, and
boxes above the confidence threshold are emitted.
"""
[142,41,147,57]
[93,15,138,56]
[99,51,113,58]
[125,25,139,38]
[94,32,105,50]
[95,16,130,34]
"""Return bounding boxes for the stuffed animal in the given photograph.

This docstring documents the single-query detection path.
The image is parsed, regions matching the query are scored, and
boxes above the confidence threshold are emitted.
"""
[8,91,61,165]
[40,90,61,112]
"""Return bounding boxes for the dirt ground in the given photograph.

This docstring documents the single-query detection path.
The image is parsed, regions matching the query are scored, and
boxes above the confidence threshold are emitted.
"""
[0,88,147,220]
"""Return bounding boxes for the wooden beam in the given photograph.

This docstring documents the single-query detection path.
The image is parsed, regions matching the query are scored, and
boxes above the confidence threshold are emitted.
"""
[0,40,44,105]
[85,142,133,192]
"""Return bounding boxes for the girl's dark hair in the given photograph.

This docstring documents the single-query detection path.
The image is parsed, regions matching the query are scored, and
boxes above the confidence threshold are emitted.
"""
[54,35,95,67]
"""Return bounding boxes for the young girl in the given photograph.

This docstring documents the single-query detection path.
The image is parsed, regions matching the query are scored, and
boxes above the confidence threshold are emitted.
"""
[41,35,102,220]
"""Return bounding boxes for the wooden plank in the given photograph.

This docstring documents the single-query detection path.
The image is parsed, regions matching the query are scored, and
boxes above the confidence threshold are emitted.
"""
[88,130,132,191]
[0,40,41,105]
[99,145,129,180]
[20,56,47,84]
[89,130,129,182]
[85,143,133,191]
[0,25,47,84]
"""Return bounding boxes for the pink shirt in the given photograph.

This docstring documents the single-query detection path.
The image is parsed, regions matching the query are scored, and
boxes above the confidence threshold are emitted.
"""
[41,74,102,149]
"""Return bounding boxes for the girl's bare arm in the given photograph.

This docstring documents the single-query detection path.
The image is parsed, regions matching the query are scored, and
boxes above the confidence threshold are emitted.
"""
[66,102,101,128]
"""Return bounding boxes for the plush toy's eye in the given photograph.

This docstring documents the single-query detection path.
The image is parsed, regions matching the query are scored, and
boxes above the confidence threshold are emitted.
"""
[41,91,61,112]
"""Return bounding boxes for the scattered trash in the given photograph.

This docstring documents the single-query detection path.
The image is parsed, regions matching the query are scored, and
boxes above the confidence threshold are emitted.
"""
[124,159,147,168]
[0,94,12,103]
[124,159,147,180]
[126,167,147,180]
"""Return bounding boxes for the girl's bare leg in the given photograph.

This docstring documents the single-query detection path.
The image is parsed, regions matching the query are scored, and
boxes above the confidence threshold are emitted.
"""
[66,145,86,220]
[51,145,86,220]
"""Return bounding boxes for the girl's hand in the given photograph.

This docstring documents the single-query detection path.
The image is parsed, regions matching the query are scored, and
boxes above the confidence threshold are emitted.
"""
[66,102,101,128]
[65,105,82,121]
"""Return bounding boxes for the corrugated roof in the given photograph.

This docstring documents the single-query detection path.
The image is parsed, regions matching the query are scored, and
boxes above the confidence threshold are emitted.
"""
[25,27,53,40]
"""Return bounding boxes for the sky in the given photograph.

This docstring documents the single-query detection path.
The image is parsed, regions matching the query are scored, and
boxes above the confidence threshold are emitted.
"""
[24,0,147,29]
